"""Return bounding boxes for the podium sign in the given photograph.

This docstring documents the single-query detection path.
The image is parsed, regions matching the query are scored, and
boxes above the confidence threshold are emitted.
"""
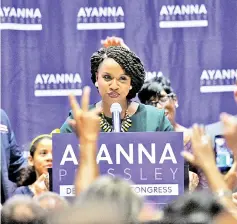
[53,132,184,207]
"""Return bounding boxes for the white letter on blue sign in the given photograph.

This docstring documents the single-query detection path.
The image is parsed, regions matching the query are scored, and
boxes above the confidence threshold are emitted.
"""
[159,143,177,164]
[60,144,78,165]
[138,143,156,164]
[96,144,113,164]
[116,144,133,164]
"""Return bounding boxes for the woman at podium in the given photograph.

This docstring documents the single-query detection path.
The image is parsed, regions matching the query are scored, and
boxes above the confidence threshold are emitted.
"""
[60,46,173,133]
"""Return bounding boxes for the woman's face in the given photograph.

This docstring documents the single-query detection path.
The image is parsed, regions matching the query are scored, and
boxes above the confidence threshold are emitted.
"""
[28,138,52,177]
[96,58,131,104]
[148,90,177,123]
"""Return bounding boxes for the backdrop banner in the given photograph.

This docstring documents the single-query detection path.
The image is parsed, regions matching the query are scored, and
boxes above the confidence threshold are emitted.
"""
[1,0,237,150]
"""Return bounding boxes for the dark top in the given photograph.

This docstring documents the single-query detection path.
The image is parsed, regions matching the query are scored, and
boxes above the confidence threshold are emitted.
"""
[60,103,174,133]
[14,186,34,197]
[1,109,26,204]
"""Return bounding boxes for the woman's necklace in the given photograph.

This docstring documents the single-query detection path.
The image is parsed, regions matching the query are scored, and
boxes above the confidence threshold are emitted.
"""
[100,109,132,132]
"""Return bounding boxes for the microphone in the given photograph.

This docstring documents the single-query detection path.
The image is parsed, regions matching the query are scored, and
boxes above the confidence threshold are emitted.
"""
[110,103,122,132]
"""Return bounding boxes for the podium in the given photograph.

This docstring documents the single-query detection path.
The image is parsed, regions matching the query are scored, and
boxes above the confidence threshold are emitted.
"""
[52,132,184,208]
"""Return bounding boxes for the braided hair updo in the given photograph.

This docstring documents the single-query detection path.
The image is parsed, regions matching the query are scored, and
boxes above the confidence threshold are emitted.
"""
[90,46,146,99]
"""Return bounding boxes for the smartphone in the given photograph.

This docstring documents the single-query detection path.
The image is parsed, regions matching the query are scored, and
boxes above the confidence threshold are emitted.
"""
[48,168,53,191]
[214,135,234,173]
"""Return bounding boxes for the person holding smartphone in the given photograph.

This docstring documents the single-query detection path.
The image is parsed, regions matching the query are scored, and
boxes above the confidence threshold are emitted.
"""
[205,81,237,191]
[220,112,237,203]
[205,81,237,149]
[215,135,235,173]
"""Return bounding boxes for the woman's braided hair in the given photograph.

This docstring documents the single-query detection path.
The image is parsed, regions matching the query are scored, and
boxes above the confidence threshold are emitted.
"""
[90,46,146,99]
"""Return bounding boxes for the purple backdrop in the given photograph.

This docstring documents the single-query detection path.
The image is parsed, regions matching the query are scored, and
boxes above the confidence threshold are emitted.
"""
[1,0,237,149]
[53,132,184,207]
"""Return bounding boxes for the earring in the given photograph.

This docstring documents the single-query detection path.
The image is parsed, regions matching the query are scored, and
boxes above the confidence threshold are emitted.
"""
[175,103,179,108]
[129,86,132,90]
[95,82,98,87]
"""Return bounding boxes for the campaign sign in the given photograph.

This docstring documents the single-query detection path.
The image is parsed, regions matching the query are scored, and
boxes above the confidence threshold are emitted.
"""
[53,132,184,207]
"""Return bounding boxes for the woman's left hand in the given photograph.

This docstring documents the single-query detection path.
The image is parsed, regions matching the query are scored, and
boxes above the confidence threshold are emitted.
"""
[31,173,49,196]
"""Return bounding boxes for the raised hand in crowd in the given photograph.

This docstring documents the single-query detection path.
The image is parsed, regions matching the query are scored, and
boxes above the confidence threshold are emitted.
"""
[224,157,237,191]
[101,36,130,49]
[68,86,102,195]
[181,125,216,170]
[220,113,237,203]
[181,124,237,219]
[69,86,101,142]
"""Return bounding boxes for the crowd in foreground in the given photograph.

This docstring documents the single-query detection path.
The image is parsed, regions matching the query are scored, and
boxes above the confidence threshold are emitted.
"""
[1,38,237,224]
